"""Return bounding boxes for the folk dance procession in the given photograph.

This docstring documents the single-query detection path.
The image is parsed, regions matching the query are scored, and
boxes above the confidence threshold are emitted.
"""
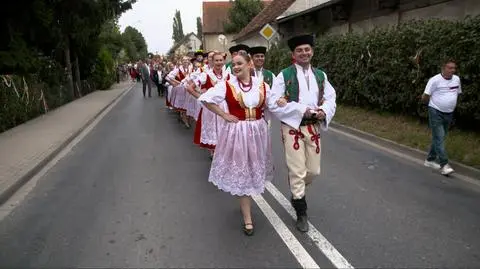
[160,34,336,236]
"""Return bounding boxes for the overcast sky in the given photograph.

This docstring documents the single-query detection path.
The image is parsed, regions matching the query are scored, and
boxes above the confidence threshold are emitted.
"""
[119,0,227,54]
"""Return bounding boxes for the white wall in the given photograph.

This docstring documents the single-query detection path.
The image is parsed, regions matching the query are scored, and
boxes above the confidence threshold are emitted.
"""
[204,34,236,53]
[187,35,202,51]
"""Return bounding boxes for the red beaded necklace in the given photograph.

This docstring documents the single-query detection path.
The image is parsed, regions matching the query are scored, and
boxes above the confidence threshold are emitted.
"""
[238,77,252,92]
[213,68,223,79]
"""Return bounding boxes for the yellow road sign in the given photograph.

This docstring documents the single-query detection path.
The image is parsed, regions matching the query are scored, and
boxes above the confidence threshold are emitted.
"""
[260,23,276,41]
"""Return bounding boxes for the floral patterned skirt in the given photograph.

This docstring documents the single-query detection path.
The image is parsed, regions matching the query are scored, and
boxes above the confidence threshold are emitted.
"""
[208,119,274,196]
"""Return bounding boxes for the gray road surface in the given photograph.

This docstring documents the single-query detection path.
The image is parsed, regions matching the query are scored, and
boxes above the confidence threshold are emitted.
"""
[1,83,479,268]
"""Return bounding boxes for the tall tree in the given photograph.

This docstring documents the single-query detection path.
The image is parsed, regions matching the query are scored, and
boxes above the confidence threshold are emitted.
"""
[196,17,203,39]
[46,0,136,97]
[123,26,148,60]
[172,10,185,43]
[0,0,140,132]
[224,0,264,34]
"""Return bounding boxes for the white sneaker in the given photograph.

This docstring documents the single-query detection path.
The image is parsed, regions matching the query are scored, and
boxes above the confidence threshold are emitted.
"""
[440,164,454,175]
[424,160,441,169]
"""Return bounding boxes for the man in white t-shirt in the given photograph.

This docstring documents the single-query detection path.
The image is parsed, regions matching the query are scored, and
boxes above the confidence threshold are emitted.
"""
[422,59,461,175]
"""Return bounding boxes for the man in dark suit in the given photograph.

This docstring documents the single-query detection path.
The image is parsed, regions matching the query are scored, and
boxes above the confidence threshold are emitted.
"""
[139,59,152,97]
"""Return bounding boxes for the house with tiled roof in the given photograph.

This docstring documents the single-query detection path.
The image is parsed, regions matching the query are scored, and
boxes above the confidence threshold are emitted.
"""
[275,0,480,39]
[202,1,234,53]
[274,0,342,38]
[232,0,295,47]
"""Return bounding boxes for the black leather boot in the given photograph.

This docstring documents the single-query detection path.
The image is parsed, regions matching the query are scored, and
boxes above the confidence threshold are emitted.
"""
[292,196,309,232]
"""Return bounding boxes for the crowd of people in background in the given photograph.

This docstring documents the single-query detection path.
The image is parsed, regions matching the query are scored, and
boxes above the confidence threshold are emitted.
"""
[122,57,170,98]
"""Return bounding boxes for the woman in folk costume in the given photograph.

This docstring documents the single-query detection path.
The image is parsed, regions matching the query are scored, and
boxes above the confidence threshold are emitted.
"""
[225,44,250,74]
[204,51,215,73]
[186,52,230,159]
[166,59,183,107]
[166,56,192,128]
[195,51,284,236]
[184,59,203,121]
[165,62,175,109]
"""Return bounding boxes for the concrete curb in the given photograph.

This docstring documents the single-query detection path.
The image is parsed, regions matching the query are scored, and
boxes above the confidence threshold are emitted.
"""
[330,121,480,181]
[0,83,135,206]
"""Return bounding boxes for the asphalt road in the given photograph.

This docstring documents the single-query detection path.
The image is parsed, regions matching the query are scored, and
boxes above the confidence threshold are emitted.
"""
[0,83,479,268]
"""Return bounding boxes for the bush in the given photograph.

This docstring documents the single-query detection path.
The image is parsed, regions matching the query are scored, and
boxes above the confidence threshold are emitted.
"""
[265,16,480,131]
[92,46,116,90]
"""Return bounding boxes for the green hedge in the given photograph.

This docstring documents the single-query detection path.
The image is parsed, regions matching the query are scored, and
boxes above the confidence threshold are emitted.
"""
[266,16,480,131]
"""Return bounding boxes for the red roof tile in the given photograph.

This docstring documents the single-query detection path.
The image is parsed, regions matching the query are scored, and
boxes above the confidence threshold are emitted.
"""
[202,1,233,34]
[233,0,295,41]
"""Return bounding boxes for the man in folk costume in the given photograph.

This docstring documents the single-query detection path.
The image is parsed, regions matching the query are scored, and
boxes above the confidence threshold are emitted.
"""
[270,34,337,232]
[248,46,276,128]
[248,46,275,88]
[224,45,238,73]
[191,58,202,72]
[236,44,250,55]
[202,52,210,68]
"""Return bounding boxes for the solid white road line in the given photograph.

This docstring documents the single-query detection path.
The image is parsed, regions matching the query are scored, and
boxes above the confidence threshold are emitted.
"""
[266,182,354,269]
[0,84,134,221]
[252,194,320,269]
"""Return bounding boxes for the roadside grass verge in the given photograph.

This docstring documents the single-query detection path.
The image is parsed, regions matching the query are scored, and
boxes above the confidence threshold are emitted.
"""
[334,105,480,169]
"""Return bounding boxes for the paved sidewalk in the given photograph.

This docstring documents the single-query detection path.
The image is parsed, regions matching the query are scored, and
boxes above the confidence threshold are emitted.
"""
[0,81,134,203]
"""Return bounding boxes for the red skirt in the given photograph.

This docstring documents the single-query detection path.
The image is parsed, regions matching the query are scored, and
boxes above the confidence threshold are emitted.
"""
[193,108,202,145]
[166,95,172,107]
[193,108,215,149]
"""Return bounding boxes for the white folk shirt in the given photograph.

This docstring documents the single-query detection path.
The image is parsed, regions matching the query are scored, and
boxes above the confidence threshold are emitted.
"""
[167,65,191,82]
[424,74,462,113]
[198,76,264,109]
[193,68,230,89]
[253,67,264,81]
[269,64,337,130]
[198,75,304,125]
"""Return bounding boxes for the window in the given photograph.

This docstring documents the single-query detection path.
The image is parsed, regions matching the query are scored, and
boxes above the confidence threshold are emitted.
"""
[378,0,399,9]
